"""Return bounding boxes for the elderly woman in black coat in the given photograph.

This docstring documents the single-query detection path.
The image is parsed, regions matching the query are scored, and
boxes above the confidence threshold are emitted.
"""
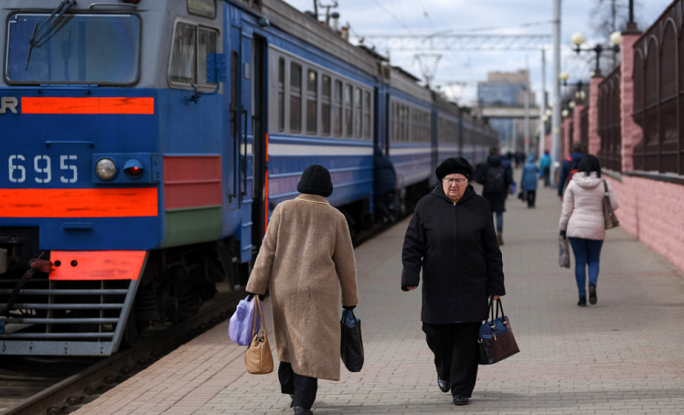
[401,157,506,406]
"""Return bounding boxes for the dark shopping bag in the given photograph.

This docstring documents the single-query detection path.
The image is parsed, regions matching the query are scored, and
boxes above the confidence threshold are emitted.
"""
[559,236,570,269]
[340,309,364,372]
[478,299,520,365]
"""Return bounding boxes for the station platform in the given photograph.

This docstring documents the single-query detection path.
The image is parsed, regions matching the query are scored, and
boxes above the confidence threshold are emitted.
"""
[71,185,684,415]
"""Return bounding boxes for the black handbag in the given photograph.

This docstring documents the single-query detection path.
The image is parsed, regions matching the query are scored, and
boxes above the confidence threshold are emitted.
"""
[478,299,520,365]
[340,309,364,372]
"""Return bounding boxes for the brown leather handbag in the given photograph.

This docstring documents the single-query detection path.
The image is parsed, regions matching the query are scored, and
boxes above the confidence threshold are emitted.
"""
[602,180,620,229]
[244,297,274,374]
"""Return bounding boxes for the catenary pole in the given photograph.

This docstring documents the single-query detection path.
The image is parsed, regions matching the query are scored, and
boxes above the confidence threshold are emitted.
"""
[539,48,547,158]
[524,84,530,156]
[550,0,562,188]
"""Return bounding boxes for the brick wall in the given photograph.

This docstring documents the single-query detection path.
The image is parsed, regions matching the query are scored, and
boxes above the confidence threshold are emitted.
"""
[573,104,585,146]
[620,33,642,172]
[605,176,684,273]
[588,76,603,155]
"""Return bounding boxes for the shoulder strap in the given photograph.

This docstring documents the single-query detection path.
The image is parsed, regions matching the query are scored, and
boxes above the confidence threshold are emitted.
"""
[603,180,610,196]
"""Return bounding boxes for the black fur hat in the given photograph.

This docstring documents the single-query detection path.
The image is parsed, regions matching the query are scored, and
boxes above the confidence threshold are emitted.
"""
[297,165,333,197]
[435,157,474,181]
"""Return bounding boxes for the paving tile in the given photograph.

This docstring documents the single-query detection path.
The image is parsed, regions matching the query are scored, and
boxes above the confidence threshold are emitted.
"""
[71,182,684,415]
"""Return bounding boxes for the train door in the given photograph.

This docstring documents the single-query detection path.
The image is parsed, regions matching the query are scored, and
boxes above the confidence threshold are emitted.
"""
[250,36,267,246]
[238,31,267,263]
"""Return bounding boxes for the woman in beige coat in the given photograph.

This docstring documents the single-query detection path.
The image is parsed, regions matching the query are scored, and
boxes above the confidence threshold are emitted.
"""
[246,165,359,415]
[559,155,619,307]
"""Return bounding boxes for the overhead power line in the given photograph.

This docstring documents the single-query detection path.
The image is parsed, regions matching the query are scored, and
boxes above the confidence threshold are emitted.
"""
[468,20,555,32]
[358,34,553,51]
[368,0,414,35]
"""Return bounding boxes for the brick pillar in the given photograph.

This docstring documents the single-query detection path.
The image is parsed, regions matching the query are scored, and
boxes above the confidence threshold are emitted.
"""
[563,118,573,160]
[545,133,552,156]
[588,75,603,155]
[620,30,643,172]
[573,104,586,145]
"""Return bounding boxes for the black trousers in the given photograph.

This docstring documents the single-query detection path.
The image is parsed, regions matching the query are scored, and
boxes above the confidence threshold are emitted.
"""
[543,167,551,187]
[527,190,536,207]
[422,322,480,397]
[278,362,318,409]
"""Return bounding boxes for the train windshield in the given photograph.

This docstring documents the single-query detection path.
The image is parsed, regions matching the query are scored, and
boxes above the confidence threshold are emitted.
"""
[5,13,141,85]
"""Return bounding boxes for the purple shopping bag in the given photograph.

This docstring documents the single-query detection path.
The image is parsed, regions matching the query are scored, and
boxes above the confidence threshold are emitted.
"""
[228,296,262,346]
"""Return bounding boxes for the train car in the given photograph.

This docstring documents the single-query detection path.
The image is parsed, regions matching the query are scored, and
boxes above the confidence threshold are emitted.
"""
[385,66,435,211]
[0,0,500,356]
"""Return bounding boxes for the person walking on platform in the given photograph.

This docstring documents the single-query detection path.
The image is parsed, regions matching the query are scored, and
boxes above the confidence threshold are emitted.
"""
[558,155,619,307]
[540,150,552,187]
[246,165,359,415]
[401,157,506,406]
[558,142,585,200]
[475,147,513,245]
[520,154,539,208]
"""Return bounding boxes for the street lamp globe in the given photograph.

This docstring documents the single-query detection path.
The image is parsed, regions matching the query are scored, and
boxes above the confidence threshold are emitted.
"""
[610,31,622,46]
[545,109,552,117]
[562,109,570,118]
[559,71,570,82]
[569,101,576,109]
[571,32,585,46]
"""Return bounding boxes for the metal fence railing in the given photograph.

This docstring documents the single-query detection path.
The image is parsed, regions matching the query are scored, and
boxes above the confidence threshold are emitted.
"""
[632,0,684,175]
[598,66,622,172]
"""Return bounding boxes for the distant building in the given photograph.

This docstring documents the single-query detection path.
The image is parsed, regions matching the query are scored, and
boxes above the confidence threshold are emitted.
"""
[477,70,537,152]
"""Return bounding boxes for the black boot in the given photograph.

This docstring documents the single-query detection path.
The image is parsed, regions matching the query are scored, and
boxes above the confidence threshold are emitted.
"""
[578,296,587,307]
[437,376,449,393]
[294,407,313,415]
[589,284,597,305]
[453,396,470,406]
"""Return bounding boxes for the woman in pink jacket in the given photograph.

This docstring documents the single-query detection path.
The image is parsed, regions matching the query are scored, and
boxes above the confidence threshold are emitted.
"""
[558,155,619,306]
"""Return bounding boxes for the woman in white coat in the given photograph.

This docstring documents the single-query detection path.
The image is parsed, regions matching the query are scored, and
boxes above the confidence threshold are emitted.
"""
[558,155,619,306]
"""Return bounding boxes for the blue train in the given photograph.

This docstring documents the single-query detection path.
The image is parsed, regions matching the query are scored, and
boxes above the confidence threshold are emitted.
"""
[0,0,498,355]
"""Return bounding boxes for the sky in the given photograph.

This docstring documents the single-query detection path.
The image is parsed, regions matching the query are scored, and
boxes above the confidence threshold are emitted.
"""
[282,0,673,105]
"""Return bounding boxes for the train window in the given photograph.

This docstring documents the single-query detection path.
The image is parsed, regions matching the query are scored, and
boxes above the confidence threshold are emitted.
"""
[170,23,197,83]
[278,58,285,132]
[290,62,302,134]
[354,89,360,138]
[334,80,343,136]
[363,91,371,139]
[345,85,353,137]
[307,69,318,135]
[197,29,217,84]
[7,13,141,85]
[169,22,219,87]
[322,75,331,136]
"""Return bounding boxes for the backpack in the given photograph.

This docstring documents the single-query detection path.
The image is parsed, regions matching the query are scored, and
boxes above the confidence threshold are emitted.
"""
[485,165,506,194]
[565,157,581,186]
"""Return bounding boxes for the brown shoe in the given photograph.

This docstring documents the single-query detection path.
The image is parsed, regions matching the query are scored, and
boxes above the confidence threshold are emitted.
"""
[497,232,504,246]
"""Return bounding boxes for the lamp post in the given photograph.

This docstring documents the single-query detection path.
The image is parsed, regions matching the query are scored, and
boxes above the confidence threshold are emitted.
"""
[551,0,562,187]
[571,31,621,76]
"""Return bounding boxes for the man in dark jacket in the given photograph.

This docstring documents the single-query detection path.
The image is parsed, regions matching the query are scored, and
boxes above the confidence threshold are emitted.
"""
[474,147,513,245]
[557,142,585,199]
[373,147,397,223]
[401,157,506,406]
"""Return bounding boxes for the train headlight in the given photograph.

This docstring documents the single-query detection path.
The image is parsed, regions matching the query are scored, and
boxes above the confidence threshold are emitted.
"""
[123,159,144,179]
[95,158,117,180]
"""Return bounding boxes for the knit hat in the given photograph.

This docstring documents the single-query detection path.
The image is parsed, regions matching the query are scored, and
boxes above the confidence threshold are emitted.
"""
[435,157,474,181]
[297,165,333,197]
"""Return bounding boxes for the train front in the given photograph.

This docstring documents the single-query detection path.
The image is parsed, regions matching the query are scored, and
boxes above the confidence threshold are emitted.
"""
[0,0,160,355]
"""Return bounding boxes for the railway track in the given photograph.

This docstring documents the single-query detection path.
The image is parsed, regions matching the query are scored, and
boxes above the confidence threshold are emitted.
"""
[0,290,244,415]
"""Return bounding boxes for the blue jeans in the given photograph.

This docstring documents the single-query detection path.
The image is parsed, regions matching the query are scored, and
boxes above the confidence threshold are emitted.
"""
[494,212,503,233]
[568,238,604,298]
